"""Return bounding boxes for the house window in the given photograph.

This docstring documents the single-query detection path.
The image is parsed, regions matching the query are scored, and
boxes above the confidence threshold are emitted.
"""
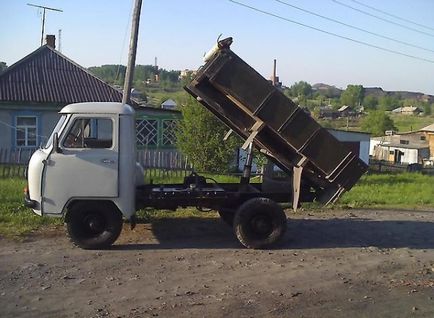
[162,119,178,146]
[16,116,37,147]
[420,136,426,141]
[136,119,158,146]
[400,140,409,145]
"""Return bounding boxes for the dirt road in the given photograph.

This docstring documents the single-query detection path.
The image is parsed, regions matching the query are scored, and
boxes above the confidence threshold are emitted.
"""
[1,209,433,318]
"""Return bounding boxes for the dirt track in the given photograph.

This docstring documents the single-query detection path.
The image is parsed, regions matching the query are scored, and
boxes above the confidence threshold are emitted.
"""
[1,209,434,318]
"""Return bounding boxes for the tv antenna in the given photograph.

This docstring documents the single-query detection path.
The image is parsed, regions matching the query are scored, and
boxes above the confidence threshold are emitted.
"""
[27,3,63,46]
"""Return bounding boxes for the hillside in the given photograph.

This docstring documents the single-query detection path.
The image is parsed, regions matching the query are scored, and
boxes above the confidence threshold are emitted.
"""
[313,83,434,103]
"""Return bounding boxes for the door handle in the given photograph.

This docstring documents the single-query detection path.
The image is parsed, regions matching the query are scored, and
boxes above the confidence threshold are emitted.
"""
[101,159,115,164]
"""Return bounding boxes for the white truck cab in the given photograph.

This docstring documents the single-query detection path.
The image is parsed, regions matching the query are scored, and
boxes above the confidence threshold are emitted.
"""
[25,102,140,248]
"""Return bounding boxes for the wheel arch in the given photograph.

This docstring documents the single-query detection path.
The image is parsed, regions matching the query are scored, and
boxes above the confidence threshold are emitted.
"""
[64,199,123,223]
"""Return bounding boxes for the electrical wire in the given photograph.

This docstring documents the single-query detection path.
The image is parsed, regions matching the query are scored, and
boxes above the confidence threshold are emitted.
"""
[350,0,434,33]
[228,0,434,64]
[0,119,48,140]
[274,0,434,54]
[108,0,133,101]
[332,0,434,38]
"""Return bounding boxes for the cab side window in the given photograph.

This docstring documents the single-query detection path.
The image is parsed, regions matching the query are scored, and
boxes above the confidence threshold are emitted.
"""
[63,118,113,149]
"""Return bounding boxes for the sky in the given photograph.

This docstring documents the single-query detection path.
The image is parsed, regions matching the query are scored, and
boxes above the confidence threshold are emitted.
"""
[1,0,434,95]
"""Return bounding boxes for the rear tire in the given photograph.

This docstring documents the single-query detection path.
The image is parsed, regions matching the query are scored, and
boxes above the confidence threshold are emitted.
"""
[233,197,287,249]
[65,201,123,249]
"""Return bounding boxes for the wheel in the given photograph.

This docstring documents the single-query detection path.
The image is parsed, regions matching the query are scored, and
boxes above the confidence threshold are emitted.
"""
[218,208,235,226]
[233,197,287,249]
[65,201,123,249]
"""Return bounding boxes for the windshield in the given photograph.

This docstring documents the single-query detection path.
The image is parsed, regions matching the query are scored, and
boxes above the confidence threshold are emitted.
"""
[44,115,67,149]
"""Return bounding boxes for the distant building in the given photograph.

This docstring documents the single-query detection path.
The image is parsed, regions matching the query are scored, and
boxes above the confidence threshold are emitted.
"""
[327,129,370,164]
[391,106,422,115]
[419,123,434,164]
[370,130,430,164]
[179,69,197,80]
[161,99,177,110]
[319,106,339,119]
[0,35,180,152]
[0,35,126,149]
[130,88,144,100]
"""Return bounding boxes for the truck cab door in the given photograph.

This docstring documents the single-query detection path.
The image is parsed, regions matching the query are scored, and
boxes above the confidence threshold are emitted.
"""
[41,115,119,215]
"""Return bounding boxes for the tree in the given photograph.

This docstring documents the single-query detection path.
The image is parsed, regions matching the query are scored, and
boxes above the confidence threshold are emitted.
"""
[287,81,312,98]
[362,95,378,110]
[0,61,7,73]
[361,111,396,136]
[88,64,126,85]
[402,98,417,107]
[378,95,401,111]
[422,102,433,116]
[176,96,240,173]
[340,85,364,108]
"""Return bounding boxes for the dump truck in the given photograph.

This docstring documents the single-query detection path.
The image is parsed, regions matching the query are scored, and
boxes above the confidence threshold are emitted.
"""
[24,38,367,249]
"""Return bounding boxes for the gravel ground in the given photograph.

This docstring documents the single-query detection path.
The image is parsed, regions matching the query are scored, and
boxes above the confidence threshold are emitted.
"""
[0,208,434,318]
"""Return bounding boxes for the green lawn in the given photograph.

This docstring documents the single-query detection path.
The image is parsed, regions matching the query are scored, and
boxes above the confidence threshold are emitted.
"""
[318,114,433,133]
[0,179,61,238]
[338,173,434,209]
[390,114,434,133]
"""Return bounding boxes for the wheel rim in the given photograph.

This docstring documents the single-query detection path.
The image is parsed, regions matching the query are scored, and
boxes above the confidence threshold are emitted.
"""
[250,214,273,238]
[82,213,106,236]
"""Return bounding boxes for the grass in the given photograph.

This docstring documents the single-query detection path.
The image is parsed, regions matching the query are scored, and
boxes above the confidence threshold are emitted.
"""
[318,114,433,133]
[1,173,433,238]
[390,114,434,133]
[338,173,434,209]
[144,172,257,184]
[145,89,186,107]
[0,179,62,238]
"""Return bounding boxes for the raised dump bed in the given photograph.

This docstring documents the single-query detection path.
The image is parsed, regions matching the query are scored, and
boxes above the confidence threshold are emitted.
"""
[185,39,368,206]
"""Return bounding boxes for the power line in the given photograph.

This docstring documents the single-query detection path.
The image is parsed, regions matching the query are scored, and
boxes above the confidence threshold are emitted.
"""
[228,0,434,64]
[0,119,47,140]
[274,0,434,54]
[332,0,434,38]
[350,0,434,33]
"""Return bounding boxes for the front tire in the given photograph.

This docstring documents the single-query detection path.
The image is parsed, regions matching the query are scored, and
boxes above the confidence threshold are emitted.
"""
[233,198,287,249]
[66,202,123,249]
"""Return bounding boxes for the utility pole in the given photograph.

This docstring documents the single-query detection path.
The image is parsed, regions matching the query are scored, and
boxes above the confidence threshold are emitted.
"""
[27,3,63,46]
[122,0,143,105]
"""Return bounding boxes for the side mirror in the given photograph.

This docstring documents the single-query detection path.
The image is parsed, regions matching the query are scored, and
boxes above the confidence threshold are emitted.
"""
[53,133,62,153]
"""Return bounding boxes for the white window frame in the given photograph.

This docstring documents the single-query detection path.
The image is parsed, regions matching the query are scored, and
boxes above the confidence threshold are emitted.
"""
[15,115,38,147]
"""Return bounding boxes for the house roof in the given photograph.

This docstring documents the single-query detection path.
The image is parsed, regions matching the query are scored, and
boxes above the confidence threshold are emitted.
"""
[338,105,349,112]
[136,105,181,115]
[378,143,429,150]
[392,106,420,113]
[161,99,177,106]
[0,45,127,105]
[419,123,434,132]
[326,128,370,136]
